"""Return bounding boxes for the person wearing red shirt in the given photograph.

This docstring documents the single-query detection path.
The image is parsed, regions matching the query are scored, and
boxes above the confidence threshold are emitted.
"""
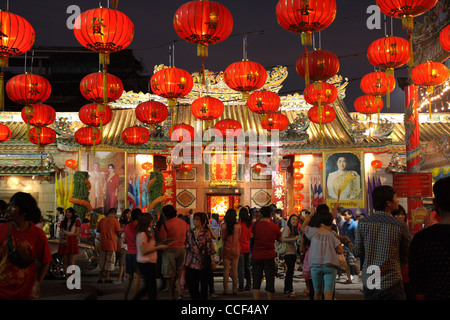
[123,208,142,299]
[238,207,252,292]
[0,192,52,300]
[251,205,282,300]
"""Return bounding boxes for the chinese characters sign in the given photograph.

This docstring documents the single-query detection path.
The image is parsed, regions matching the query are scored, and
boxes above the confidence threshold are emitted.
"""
[162,170,177,207]
[272,171,287,218]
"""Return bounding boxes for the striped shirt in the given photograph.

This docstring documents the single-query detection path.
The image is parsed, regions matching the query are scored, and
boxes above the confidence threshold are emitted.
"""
[352,210,410,290]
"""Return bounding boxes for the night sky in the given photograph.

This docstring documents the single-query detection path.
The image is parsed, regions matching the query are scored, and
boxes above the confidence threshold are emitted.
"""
[9,0,430,113]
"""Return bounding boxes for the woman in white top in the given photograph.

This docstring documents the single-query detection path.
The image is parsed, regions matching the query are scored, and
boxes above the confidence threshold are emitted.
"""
[300,204,343,300]
[134,214,169,300]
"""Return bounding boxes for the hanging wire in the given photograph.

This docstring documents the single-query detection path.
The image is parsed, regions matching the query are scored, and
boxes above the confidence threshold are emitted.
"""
[242,35,248,60]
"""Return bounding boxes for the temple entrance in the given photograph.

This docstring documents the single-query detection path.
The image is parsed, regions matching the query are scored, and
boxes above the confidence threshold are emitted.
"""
[205,189,241,219]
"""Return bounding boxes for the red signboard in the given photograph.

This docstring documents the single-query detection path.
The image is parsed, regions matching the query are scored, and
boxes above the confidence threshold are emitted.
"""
[393,173,433,198]
[162,170,177,207]
[272,170,287,218]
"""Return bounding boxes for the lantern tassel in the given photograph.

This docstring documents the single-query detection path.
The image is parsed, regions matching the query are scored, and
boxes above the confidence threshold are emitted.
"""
[0,56,8,68]
[402,16,414,32]
[408,31,414,67]
[304,48,310,87]
[0,71,4,112]
[99,52,110,65]
[301,32,312,46]
[386,78,391,109]
[427,86,434,119]
[197,44,208,59]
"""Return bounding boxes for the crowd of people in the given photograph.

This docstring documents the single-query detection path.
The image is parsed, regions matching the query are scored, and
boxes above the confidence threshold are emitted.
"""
[0,176,449,300]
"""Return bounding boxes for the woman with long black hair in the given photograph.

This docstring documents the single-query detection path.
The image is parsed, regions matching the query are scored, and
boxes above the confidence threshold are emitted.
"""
[221,208,241,295]
[58,207,81,278]
[282,214,301,297]
[238,207,252,292]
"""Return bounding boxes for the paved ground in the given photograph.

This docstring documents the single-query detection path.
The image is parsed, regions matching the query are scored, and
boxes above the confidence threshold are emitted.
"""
[40,264,364,301]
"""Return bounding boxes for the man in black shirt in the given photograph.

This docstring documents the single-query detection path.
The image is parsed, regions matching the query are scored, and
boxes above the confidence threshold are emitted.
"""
[408,176,450,300]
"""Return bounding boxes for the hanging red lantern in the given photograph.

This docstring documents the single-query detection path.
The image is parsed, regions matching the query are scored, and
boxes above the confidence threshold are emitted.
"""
[360,71,396,108]
[150,67,194,107]
[0,11,35,67]
[79,103,113,128]
[6,73,51,105]
[0,124,11,143]
[354,95,384,116]
[224,60,267,99]
[308,105,336,124]
[135,100,169,126]
[303,82,338,106]
[191,96,224,121]
[74,127,102,148]
[170,124,195,142]
[74,7,135,65]
[179,162,193,173]
[411,61,449,117]
[141,162,153,172]
[293,161,304,169]
[261,113,289,132]
[294,183,304,191]
[276,0,337,46]
[318,162,323,169]
[440,24,450,52]
[215,119,242,138]
[296,49,340,86]
[80,71,123,103]
[376,0,438,31]
[65,159,78,170]
[294,172,304,180]
[294,193,305,201]
[253,163,267,174]
[294,204,305,213]
[367,35,410,76]
[247,90,280,114]
[28,126,56,150]
[21,104,56,127]
[371,160,383,169]
[122,126,150,147]
[173,0,233,59]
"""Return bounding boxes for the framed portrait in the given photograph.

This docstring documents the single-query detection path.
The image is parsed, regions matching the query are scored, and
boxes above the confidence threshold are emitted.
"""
[323,150,365,210]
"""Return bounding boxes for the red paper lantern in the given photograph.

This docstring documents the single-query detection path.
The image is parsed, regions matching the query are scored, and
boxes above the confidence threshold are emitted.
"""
[376,0,438,31]
[150,67,194,107]
[21,104,56,127]
[122,126,150,146]
[276,0,337,45]
[224,60,267,96]
[296,49,340,86]
[308,105,336,124]
[253,163,267,174]
[318,162,323,169]
[411,61,449,117]
[80,71,123,103]
[141,162,153,171]
[0,124,11,143]
[293,161,304,169]
[191,96,224,121]
[367,36,410,76]
[215,119,242,138]
[179,163,193,172]
[294,172,304,180]
[411,61,449,88]
[65,159,78,170]
[360,71,396,108]
[75,127,102,147]
[303,82,338,106]
[294,183,304,191]
[294,193,305,201]
[294,204,305,213]
[354,95,383,116]
[135,101,169,126]
[440,24,450,52]
[170,124,195,142]
[173,0,233,59]
[261,113,289,132]
[6,73,51,105]
[79,103,113,127]
[74,7,134,64]
[0,11,35,67]
[247,90,280,114]
[28,126,56,147]
[371,160,383,169]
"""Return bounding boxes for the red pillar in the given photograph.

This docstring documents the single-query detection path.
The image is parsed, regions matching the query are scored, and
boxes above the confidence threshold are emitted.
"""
[404,85,422,233]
